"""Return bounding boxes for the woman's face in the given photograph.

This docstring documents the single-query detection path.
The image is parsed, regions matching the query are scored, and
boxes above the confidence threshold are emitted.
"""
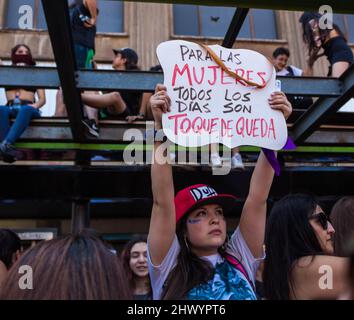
[129,242,149,278]
[309,205,335,254]
[185,204,227,256]
[15,46,30,55]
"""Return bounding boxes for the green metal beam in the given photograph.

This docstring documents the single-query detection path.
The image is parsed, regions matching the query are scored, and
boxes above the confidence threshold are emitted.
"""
[123,0,354,14]
[14,142,354,154]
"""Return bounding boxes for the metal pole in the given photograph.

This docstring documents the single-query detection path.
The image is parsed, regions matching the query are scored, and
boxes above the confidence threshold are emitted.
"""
[71,199,90,233]
[222,8,249,48]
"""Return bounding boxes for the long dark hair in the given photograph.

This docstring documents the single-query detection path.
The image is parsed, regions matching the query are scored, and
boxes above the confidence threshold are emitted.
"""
[300,14,346,60]
[330,196,354,257]
[11,44,36,66]
[0,229,132,300]
[121,236,152,296]
[161,214,227,300]
[263,194,324,300]
[0,229,21,269]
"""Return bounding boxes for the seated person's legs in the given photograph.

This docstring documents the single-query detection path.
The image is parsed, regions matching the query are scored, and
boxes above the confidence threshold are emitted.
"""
[5,105,40,145]
[0,106,11,141]
[82,104,100,137]
[85,105,99,123]
[81,91,129,116]
[54,88,67,117]
[140,92,153,119]
[126,92,153,123]
[0,105,40,163]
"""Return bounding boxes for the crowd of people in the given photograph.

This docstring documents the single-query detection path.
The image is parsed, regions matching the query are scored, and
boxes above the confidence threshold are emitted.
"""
[0,2,354,300]
[1,87,354,299]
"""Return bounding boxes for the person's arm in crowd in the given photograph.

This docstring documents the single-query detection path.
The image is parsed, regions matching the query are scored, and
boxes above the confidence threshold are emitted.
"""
[292,255,350,299]
[239,92,292,258]
[30,89,46,109]
[148,84,175,266]
[331,62,350,78]
[84,0,97,27]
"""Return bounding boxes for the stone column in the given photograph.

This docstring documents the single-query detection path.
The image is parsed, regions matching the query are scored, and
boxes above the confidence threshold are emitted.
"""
[127,2,171,70]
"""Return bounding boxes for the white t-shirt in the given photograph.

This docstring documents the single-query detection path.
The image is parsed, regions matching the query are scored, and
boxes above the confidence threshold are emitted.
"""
[277,65,303,76]
[147,227,263,300]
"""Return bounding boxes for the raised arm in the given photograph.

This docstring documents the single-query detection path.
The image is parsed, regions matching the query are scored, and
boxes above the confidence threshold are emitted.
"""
[239,92,292,258]
[148,84,175,265]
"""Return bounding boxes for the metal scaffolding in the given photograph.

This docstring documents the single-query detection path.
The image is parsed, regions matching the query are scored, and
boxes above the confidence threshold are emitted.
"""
[0,0,354,231]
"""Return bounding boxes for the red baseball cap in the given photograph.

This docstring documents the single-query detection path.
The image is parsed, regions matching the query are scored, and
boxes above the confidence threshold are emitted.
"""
[174,184,237,223]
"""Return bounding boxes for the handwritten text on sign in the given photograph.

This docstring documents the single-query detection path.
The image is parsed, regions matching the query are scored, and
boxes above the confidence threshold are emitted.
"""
[157,40,288,149]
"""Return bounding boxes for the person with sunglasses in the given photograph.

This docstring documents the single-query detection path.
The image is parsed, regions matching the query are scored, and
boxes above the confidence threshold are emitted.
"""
[263,194,351,299]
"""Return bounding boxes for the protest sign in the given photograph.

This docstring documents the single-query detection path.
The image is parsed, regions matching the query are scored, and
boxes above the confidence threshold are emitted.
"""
[156,40,288,150]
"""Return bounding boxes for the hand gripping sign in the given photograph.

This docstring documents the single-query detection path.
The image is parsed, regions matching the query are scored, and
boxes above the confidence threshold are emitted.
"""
[157,40,288,150]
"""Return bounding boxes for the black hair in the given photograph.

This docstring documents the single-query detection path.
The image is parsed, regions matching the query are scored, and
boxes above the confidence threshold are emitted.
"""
[11,44,32,57]
[263,194,324,300]
[273,47,290,58]
[0,229,21,269]
[300,12,346,60]
[161,211,228,300]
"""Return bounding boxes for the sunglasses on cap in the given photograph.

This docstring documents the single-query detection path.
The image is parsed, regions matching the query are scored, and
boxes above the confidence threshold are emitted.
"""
[308,212,332,230]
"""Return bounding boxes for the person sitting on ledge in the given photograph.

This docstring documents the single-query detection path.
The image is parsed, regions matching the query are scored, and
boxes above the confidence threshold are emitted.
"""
[0,44,46,163]
[80,47,142,123]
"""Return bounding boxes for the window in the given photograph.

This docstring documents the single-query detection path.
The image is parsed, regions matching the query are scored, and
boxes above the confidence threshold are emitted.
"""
[96,0,124,33]
[173,5,277,39]
[334,14,354,43]
[4,0,124,33]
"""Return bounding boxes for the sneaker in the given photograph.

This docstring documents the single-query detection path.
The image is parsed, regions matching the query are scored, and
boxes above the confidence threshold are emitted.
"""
[0,142,17,163]
[210,153,222,167]
[82,119,99,138]
[91,155,110,161]
[231,153,244,169]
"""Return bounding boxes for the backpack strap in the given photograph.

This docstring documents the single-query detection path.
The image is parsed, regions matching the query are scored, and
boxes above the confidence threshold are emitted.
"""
[286,65,295,76]
[224,253,255,291]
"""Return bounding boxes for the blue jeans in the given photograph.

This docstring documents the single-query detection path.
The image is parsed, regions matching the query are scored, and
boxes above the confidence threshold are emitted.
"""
[74,44,94,69]
[0,105,41,144]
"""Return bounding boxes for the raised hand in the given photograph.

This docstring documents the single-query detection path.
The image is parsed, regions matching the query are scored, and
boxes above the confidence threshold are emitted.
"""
[268,91,292,120]
[150,84,171,130]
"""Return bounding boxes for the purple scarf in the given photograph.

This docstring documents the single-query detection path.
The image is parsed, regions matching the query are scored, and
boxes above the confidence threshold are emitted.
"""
[261,137,296,176]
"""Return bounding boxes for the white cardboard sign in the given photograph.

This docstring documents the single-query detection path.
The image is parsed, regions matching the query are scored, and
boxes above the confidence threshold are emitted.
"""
[156,40,288,150]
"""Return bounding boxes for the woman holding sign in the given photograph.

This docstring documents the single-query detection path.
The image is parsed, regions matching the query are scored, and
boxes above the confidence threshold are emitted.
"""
[147,84,292,300]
